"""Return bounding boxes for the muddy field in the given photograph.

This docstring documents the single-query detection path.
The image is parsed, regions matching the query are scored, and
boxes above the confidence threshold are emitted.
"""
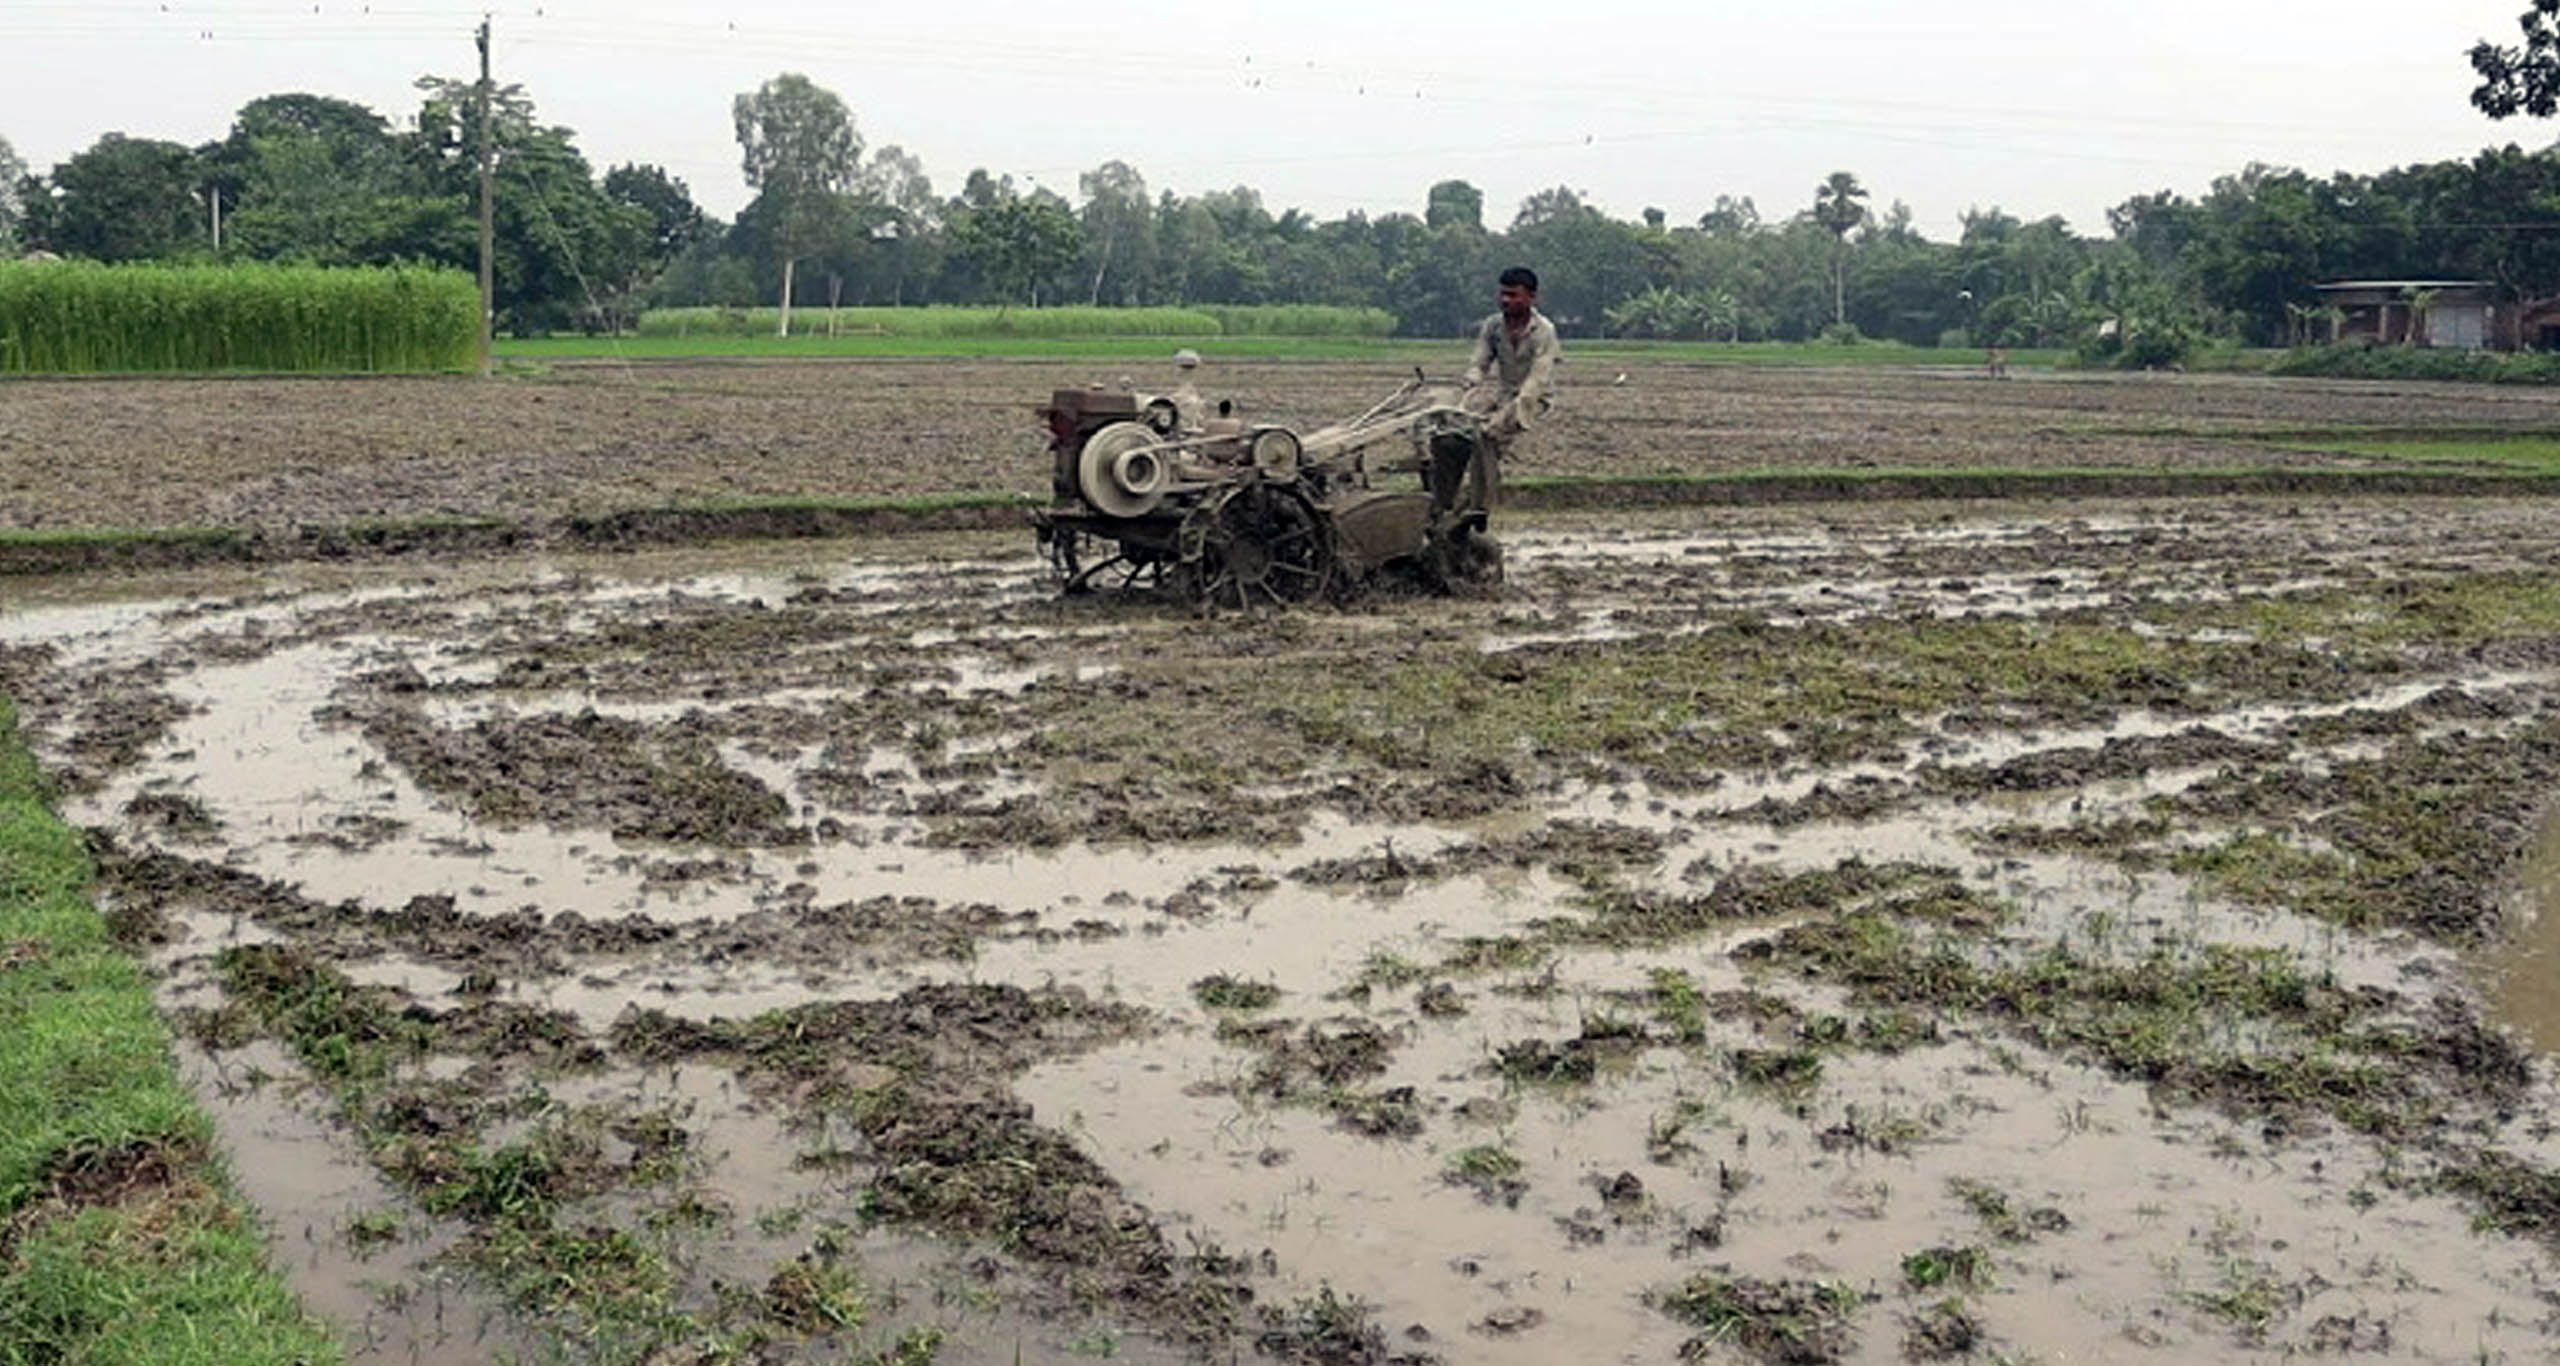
[7,360,2559,534]
[8,493,2560,1364]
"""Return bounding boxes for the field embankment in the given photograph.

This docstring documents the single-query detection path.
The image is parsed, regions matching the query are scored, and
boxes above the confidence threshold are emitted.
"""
[0,697,338,1364]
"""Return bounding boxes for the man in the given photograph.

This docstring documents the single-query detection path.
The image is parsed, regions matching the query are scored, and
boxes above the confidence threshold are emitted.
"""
[1168,347,1208,431]
[1450,266,1560,511]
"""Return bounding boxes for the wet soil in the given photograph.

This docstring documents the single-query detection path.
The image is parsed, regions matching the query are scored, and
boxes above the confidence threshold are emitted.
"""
[13,497,2560,1362]
[6,360,2557,535]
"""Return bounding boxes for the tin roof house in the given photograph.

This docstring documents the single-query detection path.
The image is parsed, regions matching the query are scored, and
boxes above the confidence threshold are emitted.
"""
[2312,280,2498,350]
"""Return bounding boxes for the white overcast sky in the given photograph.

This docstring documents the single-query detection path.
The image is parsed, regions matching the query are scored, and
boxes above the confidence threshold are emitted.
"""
[0,0,2547,239]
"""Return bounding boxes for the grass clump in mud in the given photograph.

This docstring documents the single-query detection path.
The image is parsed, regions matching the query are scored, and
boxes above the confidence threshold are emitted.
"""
[1278,609,2406,793]
[1730,1046,1825,1094]
[1946,1178,2072,1243]
[1441,1145,1528,1206]
[2170,1263,2293,1350]
[0,699,340,1363]
[1230,1018,1400,1100]
[2434,1148,2560,1247]
[1564,859,1996,948]
[1648,1271,1865,1365]
[758,1228,947,1361]
[355,705,798,845]
[216,943,435,1083]
[611,985,1259,1349]
[2163,720,2560,942]
[1257,1283,1436,1364]
[1901,1299,1987,1360]
[1737,903,2512,1142]
[211,946,963,1359]
[1192,973,1282,1011]
[1230,1016,1429,1137]
[1900,1244,1993,1292]
[1494,1034,1608,1086]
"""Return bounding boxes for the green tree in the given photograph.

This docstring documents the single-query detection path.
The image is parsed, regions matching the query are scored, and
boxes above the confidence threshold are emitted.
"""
[1697,194,1759,236]
[953,188,1082,309]
[732,73,861,335]
[410,75,647,332]
[0,134,24,253]
[1078,159,1154,305]
[604,164,707,264]
[33,134,205,261]
[2472,3,2560,118]
[858,144,937,306]
[1425,178,1485,231]
[1509,186,1652,333]
[1383,221,1491,337]
[1811,170,1869,327]
[204,96,412,265]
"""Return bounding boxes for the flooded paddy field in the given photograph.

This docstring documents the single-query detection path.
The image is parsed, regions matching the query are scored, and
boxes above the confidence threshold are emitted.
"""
[10,496,2560,1363]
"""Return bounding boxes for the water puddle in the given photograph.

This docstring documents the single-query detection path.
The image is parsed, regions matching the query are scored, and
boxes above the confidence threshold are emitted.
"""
[2491,801,2560,1053]
[172,1039,513,1366]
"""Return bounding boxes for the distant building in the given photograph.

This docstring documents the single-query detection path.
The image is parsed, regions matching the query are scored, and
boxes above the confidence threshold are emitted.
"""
[2313,280,2497,350]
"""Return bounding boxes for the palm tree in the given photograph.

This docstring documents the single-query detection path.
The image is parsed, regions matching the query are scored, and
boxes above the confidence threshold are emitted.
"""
[2402,285,2442,347]
[1704,289,1742,343]
[1811,171,1869,328]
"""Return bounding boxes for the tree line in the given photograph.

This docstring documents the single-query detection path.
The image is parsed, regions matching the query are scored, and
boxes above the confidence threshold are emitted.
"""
[8,68,2560,358]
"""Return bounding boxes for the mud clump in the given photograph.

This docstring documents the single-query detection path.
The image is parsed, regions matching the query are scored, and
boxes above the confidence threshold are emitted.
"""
[1289,819,1672,888]
[90,840,683,972]
[2169,720,2560,942]
[1648,1271,1866,1365]
[1229,1018,1401,1101]
[1257,1284,1439,1365]
[355,705,798,846]
[55,670,192,793]
[1927,726,2285,794]
[608,982,1150,1083]
[0,642,57,700]
[120,791,220,842]
[609,984,1268,1347]
[1578,859,1987,946]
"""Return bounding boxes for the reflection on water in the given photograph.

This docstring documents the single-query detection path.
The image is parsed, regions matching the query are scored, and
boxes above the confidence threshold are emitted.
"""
[2491,802,2560,1053]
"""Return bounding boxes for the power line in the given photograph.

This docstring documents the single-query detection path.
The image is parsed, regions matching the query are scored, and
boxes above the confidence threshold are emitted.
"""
[0,3,2494,148]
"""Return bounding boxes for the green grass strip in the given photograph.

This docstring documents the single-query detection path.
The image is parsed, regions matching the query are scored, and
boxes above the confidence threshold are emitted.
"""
[2279,436,2560,475]
[0,696,339,1365]
[496,333,2066,366]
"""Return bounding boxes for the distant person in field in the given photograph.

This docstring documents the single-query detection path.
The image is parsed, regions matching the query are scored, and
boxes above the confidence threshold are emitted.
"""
[1168,347,1208,431]
[1986,344,2011,379]
[1454,265,1560,511]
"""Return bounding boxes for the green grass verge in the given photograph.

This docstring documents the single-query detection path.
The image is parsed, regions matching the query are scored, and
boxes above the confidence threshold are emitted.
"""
[496,333,2064,367]
[2280,436,2560,475]
[498,333,1437,362]
[0,696,338,1364]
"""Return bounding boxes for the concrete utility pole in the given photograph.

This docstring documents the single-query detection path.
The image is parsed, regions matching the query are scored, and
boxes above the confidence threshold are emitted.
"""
[476,15,495,377]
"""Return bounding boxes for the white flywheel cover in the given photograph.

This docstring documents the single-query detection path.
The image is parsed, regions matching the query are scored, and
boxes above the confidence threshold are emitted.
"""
[1079,422,1169,518]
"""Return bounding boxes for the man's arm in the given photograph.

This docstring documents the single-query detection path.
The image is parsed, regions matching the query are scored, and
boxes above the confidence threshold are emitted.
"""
[1461,317,1495,387]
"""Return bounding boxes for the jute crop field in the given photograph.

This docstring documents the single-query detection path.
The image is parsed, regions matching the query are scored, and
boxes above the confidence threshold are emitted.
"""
[0,262,479,375]
[9,358,2560,1364]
